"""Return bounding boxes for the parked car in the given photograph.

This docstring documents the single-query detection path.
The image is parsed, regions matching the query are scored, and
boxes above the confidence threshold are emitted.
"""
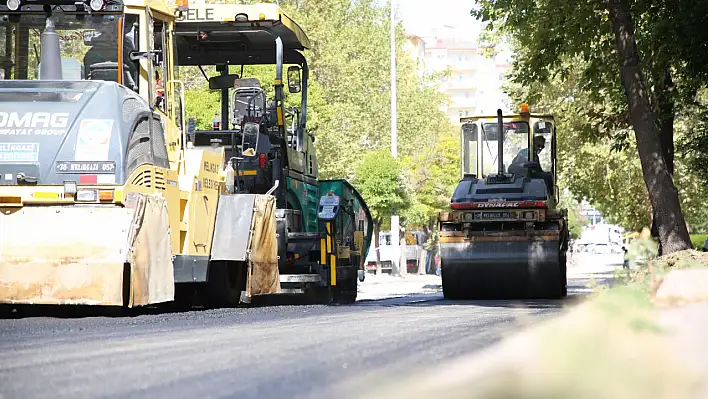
[586,243,623,254]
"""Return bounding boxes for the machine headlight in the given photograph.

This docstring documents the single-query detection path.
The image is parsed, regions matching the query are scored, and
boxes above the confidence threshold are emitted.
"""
[89,0,104,12]
[7,0,20,11]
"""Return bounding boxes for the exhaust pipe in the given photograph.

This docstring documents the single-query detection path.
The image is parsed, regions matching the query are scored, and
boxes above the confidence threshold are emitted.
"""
[39,13,63,80]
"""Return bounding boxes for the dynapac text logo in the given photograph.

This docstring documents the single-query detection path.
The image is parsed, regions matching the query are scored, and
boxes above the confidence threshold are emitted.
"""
[0,112,69,136]
[476,201,520,208]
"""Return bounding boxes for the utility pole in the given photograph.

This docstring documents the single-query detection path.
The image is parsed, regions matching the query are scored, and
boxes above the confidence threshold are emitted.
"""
[390,0,404,276]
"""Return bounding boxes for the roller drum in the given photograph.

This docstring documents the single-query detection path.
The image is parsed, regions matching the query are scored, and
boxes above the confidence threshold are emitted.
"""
[440,239,565,300]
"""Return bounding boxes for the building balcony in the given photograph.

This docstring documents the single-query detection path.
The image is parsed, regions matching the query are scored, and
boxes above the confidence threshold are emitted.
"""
[448,97,478,109]
[446,79,479,90]
[448,61,478,71]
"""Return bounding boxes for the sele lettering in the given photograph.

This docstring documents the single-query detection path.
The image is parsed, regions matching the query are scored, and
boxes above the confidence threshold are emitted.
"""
[177,8,215,21]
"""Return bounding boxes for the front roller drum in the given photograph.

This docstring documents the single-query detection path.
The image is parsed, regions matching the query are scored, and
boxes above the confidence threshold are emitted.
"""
[440,240,566,300]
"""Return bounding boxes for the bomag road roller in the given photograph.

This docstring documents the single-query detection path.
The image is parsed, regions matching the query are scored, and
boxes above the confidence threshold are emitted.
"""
[0,0,372,312]
[437,105,569,300]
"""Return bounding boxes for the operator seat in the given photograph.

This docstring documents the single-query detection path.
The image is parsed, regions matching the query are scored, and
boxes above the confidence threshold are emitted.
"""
[232,78,263,126]
[507,160,525,176]
[83,26,138,90]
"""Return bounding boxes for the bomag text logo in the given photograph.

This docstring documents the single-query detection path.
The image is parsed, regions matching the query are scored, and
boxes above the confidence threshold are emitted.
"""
[0,112,70,136]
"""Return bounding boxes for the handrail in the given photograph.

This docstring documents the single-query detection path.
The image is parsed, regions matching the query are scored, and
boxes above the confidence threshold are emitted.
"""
[167,79,187,175]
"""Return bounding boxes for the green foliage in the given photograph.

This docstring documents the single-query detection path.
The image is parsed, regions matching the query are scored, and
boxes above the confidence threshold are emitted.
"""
[503,60,653,231]
[474,0,708,233]
[690,235,707,250]
[181,64,301,130]
[210,0,454,181]
[504,61,708,232]
[180,0,457,226]
[354,150,410,225]
[401,130,460,230]
[676,89,708,183]
[472,0,708,122]
[183,84,220,130]
[558,190,588,239]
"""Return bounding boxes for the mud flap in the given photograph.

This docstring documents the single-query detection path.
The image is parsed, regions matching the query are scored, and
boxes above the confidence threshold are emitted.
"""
[440,239,561,299]
[244,195,281,298]
[210,194,280,303]
[125,193,175,307]
[0,193,174,307]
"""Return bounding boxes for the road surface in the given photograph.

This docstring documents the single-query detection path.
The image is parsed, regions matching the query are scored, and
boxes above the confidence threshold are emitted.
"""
[0,254,620,399]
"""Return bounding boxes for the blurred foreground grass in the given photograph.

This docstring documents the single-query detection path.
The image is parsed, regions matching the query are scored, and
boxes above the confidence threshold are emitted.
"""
[371,229,708,399]
[463,286,700,399]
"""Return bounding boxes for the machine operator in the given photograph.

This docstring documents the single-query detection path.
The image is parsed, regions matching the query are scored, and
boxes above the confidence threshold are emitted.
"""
[510,135,554,194]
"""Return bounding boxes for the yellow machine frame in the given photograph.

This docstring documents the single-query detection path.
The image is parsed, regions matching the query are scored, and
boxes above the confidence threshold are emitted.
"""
[0,1,294,307]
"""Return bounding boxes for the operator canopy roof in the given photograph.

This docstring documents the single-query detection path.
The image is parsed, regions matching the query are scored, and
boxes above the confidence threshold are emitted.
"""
[174,3,311,66]
[461,113,556,124]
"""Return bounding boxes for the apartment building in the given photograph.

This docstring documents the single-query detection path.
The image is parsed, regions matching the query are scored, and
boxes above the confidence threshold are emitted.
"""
[404,35,426,77]
[415,35,511,126]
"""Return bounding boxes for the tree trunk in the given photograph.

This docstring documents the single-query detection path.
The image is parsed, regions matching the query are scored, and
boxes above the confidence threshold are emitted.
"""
[656,68,676,176]
[607,0,692,254]
[373,220,381,264]
[650,68,676,255]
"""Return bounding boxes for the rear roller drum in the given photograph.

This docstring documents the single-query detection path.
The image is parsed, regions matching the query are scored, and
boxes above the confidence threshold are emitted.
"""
[305,286,332,304]
[202,261,246,308]
[0,305,20,319]
[332,278,358,305]
[325,266,359,305]
[559,252,568,298]
[441,264,465,300]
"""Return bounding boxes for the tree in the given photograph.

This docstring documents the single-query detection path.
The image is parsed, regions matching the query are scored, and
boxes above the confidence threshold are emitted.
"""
[182,0,452,184]
[558,190,588,239]
[472,0,706,254]
[502,54,708,234]
[354,150,410,262]
[401,130,459,234]
[178,0,457,247]
[606,0,691,253]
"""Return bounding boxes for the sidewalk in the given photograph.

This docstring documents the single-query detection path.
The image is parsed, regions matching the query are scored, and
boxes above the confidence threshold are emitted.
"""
[356,252,624,302]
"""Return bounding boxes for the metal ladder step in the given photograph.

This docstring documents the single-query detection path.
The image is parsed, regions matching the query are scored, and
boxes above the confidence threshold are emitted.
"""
[279,288,305,294]
[279,274,321,283]
[278,274,321,294]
